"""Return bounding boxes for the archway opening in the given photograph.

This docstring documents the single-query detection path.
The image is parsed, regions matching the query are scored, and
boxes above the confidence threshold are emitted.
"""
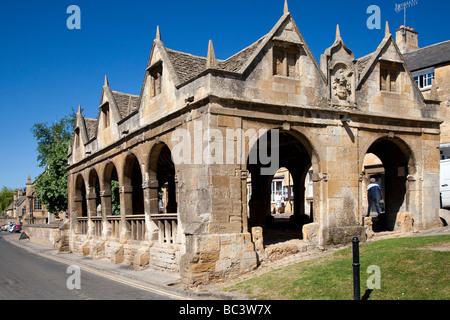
[75,175,87,217]
[103,162,120,216]
[88,169,101,217]
[124,154,144,215]
[247,130,313,244]
[364,138,412,231]
[149,143,177,214]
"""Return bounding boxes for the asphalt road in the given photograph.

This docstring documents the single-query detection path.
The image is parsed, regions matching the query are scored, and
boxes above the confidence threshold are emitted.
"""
[0,233,177,300]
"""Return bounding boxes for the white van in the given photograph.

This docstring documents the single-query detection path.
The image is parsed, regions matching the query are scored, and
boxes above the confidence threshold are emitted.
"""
[440,159,450,208]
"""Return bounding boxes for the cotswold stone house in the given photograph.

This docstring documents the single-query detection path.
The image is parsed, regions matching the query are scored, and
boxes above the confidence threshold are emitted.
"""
[67,4,442,285]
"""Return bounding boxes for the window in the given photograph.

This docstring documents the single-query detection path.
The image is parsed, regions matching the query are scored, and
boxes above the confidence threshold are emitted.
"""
[150,63,163,97]
[273,46,299,78]
[75,128,80,148]
[413,68,435,90]
[34,199,42,211]
[380,62,401,92]
[102,104,110,128]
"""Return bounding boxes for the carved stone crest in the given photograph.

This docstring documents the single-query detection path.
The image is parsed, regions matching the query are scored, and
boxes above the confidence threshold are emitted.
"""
[332,68,353,100]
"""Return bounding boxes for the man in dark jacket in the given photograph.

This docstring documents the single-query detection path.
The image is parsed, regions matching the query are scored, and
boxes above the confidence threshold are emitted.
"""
[366,178,384,217]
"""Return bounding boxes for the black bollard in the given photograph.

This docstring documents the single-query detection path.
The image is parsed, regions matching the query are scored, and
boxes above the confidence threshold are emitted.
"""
[352,237,360,300]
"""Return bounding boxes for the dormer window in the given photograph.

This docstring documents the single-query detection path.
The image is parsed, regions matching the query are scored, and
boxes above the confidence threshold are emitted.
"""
[102,103,110,128]
[273,46,299,78]
[75,128,80,148]
[380,61,401,92]
[150,63,163,97]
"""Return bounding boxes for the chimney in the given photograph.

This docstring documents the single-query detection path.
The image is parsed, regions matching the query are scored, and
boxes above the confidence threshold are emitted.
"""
[395,26,419,54]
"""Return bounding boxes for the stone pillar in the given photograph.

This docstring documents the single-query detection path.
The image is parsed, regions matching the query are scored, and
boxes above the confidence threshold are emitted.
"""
[119,185,133,239]
[143,179,159,241]
[100,190,112,237]
[86,191,97,236]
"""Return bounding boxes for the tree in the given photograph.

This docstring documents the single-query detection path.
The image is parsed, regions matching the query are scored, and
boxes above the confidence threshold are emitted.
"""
[0,186,16,215]
[31,109,76,214]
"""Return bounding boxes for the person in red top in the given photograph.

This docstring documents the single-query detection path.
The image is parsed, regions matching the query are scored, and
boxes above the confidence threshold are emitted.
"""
[366,178,384,217]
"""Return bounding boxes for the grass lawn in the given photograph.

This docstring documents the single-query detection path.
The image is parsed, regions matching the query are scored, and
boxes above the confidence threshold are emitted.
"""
[226,235,450,300]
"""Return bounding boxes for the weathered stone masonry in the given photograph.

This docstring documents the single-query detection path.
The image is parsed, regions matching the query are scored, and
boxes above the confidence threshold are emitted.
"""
[67,6,443,286]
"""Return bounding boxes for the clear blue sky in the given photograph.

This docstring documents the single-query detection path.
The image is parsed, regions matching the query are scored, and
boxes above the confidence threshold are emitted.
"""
[0,0,449,189]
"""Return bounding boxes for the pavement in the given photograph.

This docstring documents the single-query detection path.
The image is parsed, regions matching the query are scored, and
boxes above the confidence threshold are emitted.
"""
[2,225,449,300]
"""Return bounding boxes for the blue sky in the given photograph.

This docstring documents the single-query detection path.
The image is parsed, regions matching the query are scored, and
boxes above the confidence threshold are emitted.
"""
[0,0,449,189]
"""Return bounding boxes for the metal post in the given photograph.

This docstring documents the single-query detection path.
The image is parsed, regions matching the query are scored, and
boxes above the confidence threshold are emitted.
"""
[352,237,360,300]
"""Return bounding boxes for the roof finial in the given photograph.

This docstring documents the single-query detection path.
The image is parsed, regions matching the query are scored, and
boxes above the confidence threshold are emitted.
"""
[206,39,217,69]
[156,25,161,41]
[104,75,109,87]
[385,21,390,37]
[77,104,82,114]
[335,24,341,41]
[27,174,31,184]
[284,0,289,14]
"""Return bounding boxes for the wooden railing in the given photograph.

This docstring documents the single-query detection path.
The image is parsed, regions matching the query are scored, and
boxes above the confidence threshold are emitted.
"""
[77,213,178,244]
[91,216,103,237]
[78,217,88,235]
[106,216,121,239]
[151,213,178,244]
[125,215,146,241]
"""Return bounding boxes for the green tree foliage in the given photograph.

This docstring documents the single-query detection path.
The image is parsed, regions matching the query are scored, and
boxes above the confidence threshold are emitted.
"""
[31,109,76,214]
[0,186,16,215]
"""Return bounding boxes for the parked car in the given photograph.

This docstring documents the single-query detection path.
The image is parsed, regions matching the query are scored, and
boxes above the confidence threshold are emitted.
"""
[13,224,22,233]
[8,223,16,232]
[441,159,450,208]
[0,224,8,231]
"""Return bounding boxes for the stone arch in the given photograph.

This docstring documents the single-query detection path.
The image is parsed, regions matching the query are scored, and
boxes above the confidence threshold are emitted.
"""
[122,152,145,215]
[74,174,87,218]
[147,142,177,214]
[87,168,101,217]
[361,135,416,231]
[245,127,320,242]
[102,161,120,216]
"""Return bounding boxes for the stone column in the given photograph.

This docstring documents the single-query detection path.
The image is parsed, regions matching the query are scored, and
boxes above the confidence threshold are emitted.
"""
[143,179,159,241]
[100,190,112,237]
[119,185,133,239]
[86,191,97,236]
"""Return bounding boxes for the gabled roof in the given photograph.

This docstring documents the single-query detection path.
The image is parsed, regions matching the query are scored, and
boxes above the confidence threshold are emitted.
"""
[151,11,325,88]
[402,40,450,71]
[356,33,404,87]
[111,91,140,119]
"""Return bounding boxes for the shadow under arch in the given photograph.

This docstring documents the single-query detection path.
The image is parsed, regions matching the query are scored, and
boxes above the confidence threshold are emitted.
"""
[87,168,101,216]
[147,142,177,214]
[246,128,320,243]
[74,174,87,218]
[123,152,144,215]
[363,136,415,231]
[102,161,120,216]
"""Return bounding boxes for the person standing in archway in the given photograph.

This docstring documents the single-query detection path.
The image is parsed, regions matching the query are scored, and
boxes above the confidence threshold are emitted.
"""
[366,178,384,217]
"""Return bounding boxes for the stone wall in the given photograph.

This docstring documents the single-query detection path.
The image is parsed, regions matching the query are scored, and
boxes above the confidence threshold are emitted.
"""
[23,221,69,252]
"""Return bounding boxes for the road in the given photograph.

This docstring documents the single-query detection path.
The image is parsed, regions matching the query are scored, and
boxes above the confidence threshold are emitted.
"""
[0,233,183,300]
